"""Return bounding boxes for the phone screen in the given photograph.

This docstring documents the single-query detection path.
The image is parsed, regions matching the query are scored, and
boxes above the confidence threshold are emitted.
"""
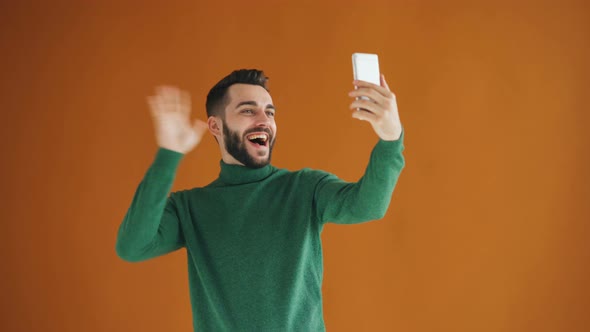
[352,53,380,85]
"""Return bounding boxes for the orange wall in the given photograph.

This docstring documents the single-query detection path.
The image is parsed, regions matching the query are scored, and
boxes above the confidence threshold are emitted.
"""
[1,1,589,331]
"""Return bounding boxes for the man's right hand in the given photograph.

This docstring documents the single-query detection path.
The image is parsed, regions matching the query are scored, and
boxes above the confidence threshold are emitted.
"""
[147,86,209,154]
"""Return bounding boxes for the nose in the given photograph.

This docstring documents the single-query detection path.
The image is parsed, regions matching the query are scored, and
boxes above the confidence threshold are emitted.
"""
[255,110,272,127]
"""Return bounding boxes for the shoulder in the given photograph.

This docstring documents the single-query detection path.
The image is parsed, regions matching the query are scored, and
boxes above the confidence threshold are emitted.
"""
[275,167,338,186]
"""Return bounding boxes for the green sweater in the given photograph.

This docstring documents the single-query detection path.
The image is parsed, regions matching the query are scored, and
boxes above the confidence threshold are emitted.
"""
[116,134,405,331]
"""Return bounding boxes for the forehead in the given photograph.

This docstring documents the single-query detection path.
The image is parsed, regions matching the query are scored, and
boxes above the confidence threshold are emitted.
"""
[226,84,273,106]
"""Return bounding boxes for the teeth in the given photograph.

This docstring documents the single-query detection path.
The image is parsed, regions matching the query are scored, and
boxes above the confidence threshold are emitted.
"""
[247,134,268,141]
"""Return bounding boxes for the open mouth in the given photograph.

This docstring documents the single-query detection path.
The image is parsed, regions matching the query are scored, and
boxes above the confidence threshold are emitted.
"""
[246,133,269,147]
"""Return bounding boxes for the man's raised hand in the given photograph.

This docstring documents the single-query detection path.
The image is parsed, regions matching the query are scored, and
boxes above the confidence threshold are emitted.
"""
[147,86,209,154]
[348,75,402,141]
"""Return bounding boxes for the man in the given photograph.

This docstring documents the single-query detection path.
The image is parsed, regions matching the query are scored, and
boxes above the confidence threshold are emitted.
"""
[116,69,405,331]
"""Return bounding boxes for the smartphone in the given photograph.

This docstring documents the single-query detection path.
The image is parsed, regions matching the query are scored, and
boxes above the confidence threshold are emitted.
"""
[352,53,380,101]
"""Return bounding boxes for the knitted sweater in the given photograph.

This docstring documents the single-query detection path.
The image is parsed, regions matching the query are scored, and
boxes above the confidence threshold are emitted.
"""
[116,135,405,331]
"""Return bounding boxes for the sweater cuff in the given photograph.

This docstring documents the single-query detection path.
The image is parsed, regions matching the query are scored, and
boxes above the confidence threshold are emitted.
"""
[152,147,184,171]
[375,129,405,156]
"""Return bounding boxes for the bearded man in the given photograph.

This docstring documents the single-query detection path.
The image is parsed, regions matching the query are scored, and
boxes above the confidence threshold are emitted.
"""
[116,69,405,331]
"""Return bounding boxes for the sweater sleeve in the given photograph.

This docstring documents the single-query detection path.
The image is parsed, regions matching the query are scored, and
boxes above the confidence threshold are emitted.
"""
[115,148,186,262]
[314,131,405,225]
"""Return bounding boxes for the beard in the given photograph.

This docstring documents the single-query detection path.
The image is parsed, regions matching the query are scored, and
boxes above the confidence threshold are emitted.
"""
[222,120,275,169]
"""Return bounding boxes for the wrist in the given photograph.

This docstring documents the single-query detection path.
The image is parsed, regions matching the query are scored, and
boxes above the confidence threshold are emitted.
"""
[380,127,402,141]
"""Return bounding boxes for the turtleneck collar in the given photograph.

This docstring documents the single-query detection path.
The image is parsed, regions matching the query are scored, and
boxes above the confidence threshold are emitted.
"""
[217,160,275,185]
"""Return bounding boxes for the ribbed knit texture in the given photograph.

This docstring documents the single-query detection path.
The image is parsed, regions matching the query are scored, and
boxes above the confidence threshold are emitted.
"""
[116,134,405,331]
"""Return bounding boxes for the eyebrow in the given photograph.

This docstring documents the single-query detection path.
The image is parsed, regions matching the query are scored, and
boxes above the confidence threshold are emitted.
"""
[235,101,275,110]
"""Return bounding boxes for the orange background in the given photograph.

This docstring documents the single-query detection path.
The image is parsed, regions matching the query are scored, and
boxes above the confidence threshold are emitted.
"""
[1,1,589,331]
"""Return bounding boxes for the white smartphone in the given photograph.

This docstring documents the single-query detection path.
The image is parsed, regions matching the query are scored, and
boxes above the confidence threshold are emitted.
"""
[352,53,381,102]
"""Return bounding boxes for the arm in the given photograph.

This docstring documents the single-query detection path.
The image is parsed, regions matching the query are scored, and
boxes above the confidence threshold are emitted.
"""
[115,86,208,262]
[314,133,405,224]
[315,74,405,224]
[115,148,185,262]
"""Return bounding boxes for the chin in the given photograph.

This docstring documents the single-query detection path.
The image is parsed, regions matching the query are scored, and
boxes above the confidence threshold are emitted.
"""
[249,156,271,168]
[254,158,270,166]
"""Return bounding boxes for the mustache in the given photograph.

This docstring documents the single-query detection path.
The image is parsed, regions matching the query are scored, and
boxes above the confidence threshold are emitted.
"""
[244,127,273,138]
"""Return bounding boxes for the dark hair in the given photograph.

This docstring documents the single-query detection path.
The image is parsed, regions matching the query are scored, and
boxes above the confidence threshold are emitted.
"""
[205,69,269,118]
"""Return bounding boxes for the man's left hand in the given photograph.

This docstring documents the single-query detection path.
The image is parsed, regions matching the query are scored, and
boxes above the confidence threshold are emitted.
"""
[348,74,402,141]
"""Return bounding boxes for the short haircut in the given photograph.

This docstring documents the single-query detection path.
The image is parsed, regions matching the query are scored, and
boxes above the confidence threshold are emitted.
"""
[205,69,269,118]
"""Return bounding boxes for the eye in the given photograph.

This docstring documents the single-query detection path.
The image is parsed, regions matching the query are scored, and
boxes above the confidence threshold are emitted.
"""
[241,109,254,114]
[266,111,275,117]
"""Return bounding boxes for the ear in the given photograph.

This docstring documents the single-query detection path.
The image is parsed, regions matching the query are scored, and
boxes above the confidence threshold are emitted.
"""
[208,116,222,138]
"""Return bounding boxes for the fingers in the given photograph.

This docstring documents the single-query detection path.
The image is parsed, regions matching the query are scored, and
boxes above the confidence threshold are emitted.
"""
[147,86,191,118]
[380,74,390,90]
[179,90,191,117]
[153,86,177,112]
[353,78,392,98]
[351,109,377,124]
[349,74,397,114]
[349,74,402,140]
[155,86,183,112]
[349,99,381,114]
[147,95,163,118]
[349,75,395,111]
[348,88,386,106]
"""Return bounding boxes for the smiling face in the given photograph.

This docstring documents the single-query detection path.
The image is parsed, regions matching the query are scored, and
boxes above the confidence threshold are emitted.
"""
[210,83,277,168]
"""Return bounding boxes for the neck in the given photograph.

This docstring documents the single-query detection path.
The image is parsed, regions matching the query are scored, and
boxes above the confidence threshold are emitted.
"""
[218,159,274,185]
[221,150,244,166]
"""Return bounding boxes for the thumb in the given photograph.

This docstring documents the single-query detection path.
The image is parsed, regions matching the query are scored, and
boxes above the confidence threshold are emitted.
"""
[380,74,390,90]
[193,119,209,135]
